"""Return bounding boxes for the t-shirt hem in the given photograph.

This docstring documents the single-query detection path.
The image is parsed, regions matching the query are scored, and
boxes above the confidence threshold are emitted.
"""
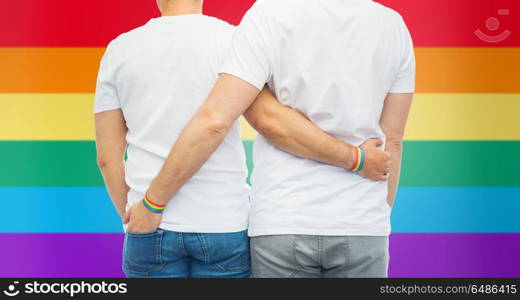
[219,68,265,91]
[158,222,248,234]
[247,227,390,237]
[388,88,415,93]
[93,105,121,114]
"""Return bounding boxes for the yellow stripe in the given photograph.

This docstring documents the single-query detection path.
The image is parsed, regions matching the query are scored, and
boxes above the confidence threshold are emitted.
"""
[144,196,165,210]
[353,147,362,171]
[1,94,94,140]
[405,94,520,140]
[239,117,256,140]
[1,93,519,141]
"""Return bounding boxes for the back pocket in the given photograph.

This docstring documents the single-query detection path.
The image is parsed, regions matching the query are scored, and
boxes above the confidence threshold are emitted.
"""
[203,231,250,273]
[123,230,165,277]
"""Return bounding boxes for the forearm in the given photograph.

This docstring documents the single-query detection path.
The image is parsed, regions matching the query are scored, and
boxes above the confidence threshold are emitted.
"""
[245,88,356,169]
[99,161,129,218]
[94,109,129,219]
[146,112,230,205]
[385,139,403,207]
[379,92,413,206]
[146,74,261,205]
[262,112,355,169]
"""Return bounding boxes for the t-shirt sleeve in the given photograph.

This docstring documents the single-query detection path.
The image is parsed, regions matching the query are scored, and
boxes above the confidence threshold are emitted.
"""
[93,42,120,114]
[220,1,273,90]
[389,17,416,93]
[216,25,235,69]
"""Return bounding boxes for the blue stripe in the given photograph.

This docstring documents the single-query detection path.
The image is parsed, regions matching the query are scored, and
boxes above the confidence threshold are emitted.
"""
[0,187,123,233]
[357,147,365,172]
[0,187,519,233]
[391,187,520,233]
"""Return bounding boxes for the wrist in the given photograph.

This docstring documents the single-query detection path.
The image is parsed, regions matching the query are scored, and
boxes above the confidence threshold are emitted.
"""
[351,146,365,173]
[146,183,169,206]
[344,144,358,170]
[142,193,166,214]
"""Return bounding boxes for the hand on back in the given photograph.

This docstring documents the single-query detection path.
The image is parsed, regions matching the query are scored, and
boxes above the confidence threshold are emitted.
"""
[356,138,390,181]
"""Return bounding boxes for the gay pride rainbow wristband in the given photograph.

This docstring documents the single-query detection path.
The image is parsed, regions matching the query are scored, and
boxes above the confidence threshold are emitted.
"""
[142,195,166,214]
[351,146,365,173]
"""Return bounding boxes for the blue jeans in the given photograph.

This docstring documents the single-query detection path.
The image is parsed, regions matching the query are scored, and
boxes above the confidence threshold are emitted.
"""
[123,229,250,278]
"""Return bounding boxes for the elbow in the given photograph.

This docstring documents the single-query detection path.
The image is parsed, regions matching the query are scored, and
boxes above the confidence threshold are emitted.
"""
[97,155,124,171]
[201,110,232,137]
[96,156,112,170]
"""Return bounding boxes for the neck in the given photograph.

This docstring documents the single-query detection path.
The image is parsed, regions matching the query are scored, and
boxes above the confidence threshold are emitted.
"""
[160,0,202,17]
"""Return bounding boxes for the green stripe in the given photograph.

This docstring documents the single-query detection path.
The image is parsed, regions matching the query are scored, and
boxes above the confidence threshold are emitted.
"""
[0,141,101,186]
[244,140,253,184]
[0,141,518,187]
[402,141,519,186]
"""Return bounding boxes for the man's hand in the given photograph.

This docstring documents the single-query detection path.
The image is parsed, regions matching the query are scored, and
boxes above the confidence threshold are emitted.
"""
[357,138,391,181]
[123,201,163,233]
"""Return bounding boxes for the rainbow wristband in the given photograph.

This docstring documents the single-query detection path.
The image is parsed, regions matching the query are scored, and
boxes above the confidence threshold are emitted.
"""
[142,194,166,214]
[351,147,365,173]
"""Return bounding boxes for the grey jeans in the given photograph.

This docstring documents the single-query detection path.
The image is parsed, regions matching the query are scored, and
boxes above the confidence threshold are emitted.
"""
[251,235,389,278]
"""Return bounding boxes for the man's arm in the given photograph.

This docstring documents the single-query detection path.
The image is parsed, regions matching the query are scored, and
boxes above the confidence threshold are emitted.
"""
[127,75,392,233]
[379,93,413,207]
[95,109,129,218]
[244,86,391,181]
[125,74,260,233]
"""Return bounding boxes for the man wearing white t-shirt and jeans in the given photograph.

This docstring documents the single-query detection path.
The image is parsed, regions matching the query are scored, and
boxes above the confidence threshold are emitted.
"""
[128,0,415,278]
[94,0,253,277]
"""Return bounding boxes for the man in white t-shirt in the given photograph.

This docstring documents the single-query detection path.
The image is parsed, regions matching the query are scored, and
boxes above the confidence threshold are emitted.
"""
[125,0,415,278]
[94,0,254,278]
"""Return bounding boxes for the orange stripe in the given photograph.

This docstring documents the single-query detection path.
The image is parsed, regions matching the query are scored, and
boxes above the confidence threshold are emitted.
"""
[416,48,520,93]
[0,48,103,93]
[1,47,518,93]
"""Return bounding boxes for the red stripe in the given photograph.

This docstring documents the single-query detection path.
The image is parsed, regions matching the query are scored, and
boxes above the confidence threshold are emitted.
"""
[350,146,359,171]
[0,0,159,47]
[203,0,256,26]
[0,0,517,47]
[377,0,520,47]
[0,0,254,47]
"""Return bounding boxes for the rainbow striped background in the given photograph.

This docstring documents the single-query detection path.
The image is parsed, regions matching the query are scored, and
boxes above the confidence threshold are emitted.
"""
[1,0,519,277]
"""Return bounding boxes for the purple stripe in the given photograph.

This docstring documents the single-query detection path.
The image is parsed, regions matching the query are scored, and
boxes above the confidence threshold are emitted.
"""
[0,234,125,278]
[389,233,520,278]
[0,233,519,278]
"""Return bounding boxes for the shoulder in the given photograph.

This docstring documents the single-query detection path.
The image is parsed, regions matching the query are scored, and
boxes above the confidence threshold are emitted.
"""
[367,2,411,42]
[201,15,236,47]
[253,0,289,11]
[203,15,235,32]
[245,0,311,25]
[104,22,152,55]
[369,2,406,24]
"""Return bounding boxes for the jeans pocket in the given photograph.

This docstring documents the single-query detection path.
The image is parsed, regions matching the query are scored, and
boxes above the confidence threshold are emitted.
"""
[216,245,250,273]
[206,231,250,273]
[123,229,165,277]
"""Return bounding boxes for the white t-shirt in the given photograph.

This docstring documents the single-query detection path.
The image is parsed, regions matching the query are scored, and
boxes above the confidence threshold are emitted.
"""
[94,14,250,233]
[221,0,415,237]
